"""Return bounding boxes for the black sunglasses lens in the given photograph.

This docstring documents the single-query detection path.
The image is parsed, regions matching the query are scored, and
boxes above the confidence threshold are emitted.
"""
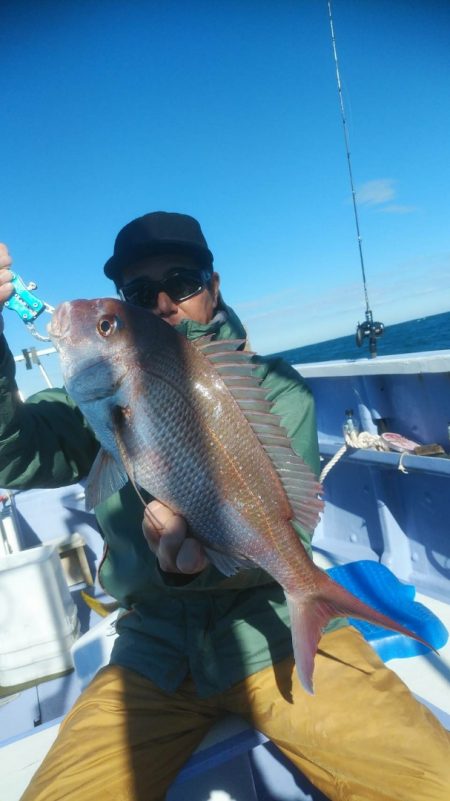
[121,281,158,308]
[164,272,204,301]
[121,270,209,308]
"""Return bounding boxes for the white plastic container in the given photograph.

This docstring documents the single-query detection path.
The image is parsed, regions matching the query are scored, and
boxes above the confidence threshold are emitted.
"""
[0,545,80,687]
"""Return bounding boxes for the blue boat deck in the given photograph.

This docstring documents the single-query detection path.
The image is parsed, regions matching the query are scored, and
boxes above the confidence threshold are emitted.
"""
[1,350,450,800]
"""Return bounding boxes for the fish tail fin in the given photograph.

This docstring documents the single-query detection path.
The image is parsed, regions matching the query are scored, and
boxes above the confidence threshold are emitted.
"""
[286,571,435,696]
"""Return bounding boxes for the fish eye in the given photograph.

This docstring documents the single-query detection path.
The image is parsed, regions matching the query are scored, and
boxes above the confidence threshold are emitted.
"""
[97,315,118,337]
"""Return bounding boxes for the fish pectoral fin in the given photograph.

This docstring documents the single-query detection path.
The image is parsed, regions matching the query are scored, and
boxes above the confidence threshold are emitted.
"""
[204,547,255,577]
[286,571,435,696]
[85,447,128,510]
[111,415,148,507]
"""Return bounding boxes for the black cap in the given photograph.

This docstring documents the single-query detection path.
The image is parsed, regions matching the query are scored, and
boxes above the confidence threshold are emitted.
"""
[104,211,214,286]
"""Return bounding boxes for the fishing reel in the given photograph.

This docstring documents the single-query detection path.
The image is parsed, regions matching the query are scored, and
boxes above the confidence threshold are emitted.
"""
[355,310,384,357]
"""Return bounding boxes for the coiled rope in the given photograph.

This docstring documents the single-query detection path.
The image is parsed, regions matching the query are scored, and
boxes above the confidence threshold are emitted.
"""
[319,429,390,483]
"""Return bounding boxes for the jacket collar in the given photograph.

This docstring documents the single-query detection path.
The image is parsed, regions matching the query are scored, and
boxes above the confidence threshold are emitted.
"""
[174,302,247,343]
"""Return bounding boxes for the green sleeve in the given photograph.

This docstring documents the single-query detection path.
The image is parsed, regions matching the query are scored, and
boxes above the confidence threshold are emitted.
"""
[0,337,99,490]
[255,356,320,473]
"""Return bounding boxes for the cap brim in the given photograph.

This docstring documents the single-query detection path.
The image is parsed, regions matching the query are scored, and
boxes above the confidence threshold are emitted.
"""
[104,241,213,283]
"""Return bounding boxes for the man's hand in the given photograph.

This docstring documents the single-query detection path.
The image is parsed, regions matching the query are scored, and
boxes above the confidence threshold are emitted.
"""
[0,244,14,337]
[142,500,209,574]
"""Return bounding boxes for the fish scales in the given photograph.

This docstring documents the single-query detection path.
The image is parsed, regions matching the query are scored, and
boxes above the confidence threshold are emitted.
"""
[129,333,296,566]
[49,298,434,694]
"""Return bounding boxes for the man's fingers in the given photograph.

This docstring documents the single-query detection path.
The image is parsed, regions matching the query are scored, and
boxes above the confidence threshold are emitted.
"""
[0,277,14,305]
[0,242,14,311]
[0,243,13,270]
[142,500,209,574]
[176,539,209,574]
[142,501,188,571]
[0,247,15,319]
[157,528,187,572]
[144,500,180,530]
[143,502,166,534]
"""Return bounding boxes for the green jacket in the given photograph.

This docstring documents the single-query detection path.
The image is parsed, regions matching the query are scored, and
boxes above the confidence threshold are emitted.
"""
[0,306,325,697]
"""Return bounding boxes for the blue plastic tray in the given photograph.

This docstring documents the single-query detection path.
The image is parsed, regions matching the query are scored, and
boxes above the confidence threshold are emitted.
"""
[327,560,449,661]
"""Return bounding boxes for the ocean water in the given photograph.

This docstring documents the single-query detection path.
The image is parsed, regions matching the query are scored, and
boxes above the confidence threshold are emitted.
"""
[269,310,450,365]
[16,310,450,398]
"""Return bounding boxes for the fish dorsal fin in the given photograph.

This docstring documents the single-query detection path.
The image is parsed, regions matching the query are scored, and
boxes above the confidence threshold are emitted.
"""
[193,336,247,355]
[85,446,128,510]
[198,339,324,533]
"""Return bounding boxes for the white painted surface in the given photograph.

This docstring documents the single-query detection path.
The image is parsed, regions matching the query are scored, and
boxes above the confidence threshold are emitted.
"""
[296,349,450,377]
[313,552,450,715]
[388,591,450,715]
[1,722,60,801]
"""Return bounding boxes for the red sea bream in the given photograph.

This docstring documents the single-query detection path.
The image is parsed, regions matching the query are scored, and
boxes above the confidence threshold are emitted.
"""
[48,298,431,693]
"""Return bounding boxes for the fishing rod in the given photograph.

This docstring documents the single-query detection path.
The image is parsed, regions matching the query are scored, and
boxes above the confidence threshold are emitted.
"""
[327,0,384,358]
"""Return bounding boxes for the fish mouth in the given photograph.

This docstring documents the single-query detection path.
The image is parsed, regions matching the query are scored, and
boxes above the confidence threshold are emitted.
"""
[47,301,74,343]
[47,321,62,341]
[47,322,69,350]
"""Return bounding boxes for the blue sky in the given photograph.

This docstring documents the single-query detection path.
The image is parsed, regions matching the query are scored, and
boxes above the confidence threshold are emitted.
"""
[1,0,449,394]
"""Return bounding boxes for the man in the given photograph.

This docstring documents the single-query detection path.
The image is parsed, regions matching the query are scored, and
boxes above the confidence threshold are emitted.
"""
[0,212,449,801]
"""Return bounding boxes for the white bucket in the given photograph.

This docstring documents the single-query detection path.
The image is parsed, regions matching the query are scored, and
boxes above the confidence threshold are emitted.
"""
[0,545,80,687]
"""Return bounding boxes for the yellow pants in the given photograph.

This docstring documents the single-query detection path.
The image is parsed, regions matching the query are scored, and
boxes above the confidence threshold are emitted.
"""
[21,627,450,801]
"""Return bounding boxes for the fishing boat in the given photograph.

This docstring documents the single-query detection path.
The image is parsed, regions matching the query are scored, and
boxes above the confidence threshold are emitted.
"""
[1,4,448,798]
[0,341,449,801]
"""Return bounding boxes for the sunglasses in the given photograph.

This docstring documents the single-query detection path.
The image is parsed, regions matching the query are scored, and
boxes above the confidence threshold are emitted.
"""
[119,268,212,309]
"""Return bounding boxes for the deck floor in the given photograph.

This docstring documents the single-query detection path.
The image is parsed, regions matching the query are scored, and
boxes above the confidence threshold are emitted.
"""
[2,584,449,801]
